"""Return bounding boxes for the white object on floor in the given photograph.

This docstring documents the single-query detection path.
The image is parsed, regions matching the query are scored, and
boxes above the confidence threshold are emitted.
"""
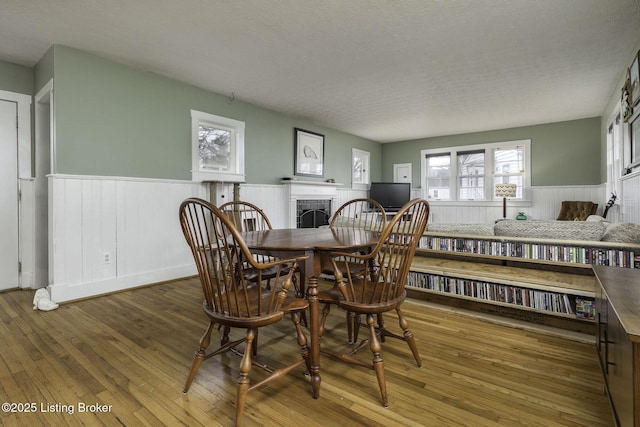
[32,288,59,311]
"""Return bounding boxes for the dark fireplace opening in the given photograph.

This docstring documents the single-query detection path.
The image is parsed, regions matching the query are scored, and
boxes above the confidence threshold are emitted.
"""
[296,199,331,228]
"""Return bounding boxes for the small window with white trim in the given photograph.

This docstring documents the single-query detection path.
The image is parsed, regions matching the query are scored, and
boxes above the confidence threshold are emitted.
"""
[191,110,245,182]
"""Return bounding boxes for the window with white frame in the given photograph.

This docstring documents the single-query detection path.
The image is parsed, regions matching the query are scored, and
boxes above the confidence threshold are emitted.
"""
[606,110,623,198]
[457,150,485,200]
[493,146,525,198]
[352,148,370,188]
[191,110,245,182]
[425,153,451,200]
[421,140,530,201]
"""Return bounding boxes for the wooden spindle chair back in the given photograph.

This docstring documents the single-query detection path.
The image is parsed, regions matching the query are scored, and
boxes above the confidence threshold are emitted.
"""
[326,198,387,342]
[179,198,310,426]
[320,198,430,408]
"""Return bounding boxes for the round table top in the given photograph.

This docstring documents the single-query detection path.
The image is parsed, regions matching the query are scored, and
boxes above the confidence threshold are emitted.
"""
[239,227,380,252]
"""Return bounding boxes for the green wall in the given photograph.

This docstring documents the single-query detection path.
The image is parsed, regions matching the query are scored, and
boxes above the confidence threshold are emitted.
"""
[0,45,612,188]
[49,46,381,184]
[382,117,601,187]
[33,46,54,95]
[0,60,33,95]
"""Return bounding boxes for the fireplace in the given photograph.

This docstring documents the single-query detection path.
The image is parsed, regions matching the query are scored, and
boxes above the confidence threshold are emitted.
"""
[282,180,341,228]
[297,199,331,228]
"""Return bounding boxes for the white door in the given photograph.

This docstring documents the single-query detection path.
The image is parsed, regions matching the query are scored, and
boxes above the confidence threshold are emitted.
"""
[394,163,412,184]
[0,99,19,290]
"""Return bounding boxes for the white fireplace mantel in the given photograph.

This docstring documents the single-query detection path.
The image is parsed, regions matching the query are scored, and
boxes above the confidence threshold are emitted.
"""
[282,180,342,228]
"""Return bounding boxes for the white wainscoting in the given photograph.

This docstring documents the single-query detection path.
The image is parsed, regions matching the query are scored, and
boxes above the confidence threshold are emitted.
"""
[46,177,631,303]
[49,175,208,302]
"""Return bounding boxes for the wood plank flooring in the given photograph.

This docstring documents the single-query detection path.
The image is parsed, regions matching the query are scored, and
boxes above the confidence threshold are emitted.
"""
[0,278,612,426]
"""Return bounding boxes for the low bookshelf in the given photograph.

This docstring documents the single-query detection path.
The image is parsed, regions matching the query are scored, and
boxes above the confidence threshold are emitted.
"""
[407,232,640,333]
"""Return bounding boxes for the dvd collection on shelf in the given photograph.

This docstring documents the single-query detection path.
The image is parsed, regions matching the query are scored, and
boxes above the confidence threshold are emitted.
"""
[407,234,640,320]
[407,271,580,316]
[419,236,639,268]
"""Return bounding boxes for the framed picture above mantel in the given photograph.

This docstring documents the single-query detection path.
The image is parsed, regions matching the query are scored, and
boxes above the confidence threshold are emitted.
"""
[294,128,324,177]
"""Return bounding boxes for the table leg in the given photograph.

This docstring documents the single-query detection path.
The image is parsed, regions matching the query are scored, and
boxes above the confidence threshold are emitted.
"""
[306,275,321,398]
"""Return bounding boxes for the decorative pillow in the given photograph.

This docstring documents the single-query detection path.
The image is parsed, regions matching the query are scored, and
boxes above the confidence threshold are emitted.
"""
[601,223,640,244]
[586,215,607,223]
[427,223,494,236]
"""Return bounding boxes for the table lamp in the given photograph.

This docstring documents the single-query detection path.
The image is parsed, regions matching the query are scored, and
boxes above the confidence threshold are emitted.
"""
[495,183,517,219]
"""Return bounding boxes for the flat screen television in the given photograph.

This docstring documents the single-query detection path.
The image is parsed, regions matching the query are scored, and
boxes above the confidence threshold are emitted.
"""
[369,182,411,212]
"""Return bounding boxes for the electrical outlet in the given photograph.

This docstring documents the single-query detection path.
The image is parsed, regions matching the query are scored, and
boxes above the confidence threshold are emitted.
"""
[103,252,111,264]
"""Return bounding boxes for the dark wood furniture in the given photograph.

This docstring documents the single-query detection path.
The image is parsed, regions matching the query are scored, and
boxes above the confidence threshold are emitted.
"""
[318,198,430,407]
[328,197,387,230]
[220,200,302,296]
[179,198,311,426]
[594,265,640,427]
[240,226,380,399]
[326,197,387,343]
[220,200,273,231]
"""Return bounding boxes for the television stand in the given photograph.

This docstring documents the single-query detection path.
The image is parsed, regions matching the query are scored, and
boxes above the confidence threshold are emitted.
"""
[378,210,411,221]
[362,210,411,225]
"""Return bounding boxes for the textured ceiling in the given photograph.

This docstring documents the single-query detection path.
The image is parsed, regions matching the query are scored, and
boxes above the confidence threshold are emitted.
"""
[1,0,640,143]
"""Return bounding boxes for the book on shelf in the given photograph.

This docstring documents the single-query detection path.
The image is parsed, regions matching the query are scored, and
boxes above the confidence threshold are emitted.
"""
[575,297,596,319]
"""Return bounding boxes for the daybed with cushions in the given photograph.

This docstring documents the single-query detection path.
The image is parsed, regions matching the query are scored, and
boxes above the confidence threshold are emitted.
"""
[426,219,640,244]
[409,218,640,332]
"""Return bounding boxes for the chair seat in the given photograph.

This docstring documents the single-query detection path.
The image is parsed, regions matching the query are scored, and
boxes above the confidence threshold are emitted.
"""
[243,263,290,283]
[317,285,344,303]
[321,259,368,277]
[318,279,406,314]
[204,289,308,328]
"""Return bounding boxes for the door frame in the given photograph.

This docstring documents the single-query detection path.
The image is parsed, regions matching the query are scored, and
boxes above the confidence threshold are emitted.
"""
[34,80,54,290]
[0,89,32,288]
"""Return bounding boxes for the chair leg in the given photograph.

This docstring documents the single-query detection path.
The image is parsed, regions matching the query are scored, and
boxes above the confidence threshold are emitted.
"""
[376,313,385,342]
[353,314,362,344]
[235,328,255,427]
[253,329,259,356]
[184,321,215,393]
[319,303,331,337]
[347,311,354,343]
[366,314,388,407]
[294,273,307,327]
[396,307,422,367]
[292,311,311,374]
[221,325,231,346]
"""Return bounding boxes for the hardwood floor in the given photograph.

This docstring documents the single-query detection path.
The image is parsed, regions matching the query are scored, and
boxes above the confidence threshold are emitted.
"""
[0,278,612,426]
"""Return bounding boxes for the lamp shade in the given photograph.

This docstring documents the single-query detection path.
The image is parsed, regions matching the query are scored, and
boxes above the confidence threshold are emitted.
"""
[495,183,517,198]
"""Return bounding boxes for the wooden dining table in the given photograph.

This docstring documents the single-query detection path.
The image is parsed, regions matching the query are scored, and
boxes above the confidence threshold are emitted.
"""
[239,227,380,399]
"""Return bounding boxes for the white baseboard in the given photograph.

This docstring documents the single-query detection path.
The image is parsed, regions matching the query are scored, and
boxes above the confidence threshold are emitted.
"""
[49,264,196,303]
[20,272,34,289]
